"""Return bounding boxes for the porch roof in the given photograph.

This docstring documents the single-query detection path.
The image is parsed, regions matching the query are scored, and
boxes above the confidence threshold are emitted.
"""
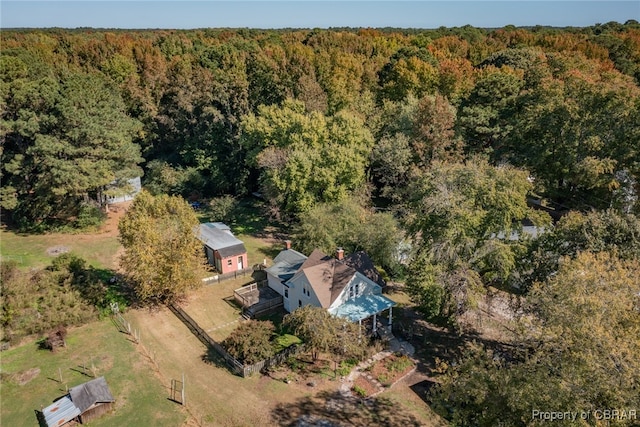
[330,294,396,322]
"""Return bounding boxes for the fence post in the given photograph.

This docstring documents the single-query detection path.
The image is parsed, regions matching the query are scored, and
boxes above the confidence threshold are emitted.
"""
[181,372,185,406]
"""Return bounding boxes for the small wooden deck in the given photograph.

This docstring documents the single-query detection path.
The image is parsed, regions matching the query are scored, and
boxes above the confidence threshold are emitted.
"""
[233,282,283,318]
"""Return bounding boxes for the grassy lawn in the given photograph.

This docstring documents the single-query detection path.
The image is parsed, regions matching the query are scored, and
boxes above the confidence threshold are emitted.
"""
[0,319,187,427]
[126,305,317,427]
[0,228,121,270]
[179,277,249,341]
[236,233,282,268]
[378,386,449,427]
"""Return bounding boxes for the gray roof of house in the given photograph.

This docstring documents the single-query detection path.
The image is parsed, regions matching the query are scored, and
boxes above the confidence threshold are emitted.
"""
[344,251,386,288]
[68,376,115,414]
[199,223,247,257]
[266,249,307,282]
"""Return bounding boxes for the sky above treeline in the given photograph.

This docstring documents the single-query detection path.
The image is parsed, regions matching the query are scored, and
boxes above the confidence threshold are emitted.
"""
[1,1,638,30]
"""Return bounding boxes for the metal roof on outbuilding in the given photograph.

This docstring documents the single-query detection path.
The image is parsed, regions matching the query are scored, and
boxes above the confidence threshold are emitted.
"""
[199,223,247,257]
[43,396,81,427]
[69,376,115,413]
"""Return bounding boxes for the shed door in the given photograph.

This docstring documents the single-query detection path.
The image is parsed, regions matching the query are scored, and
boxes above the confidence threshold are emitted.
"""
[237,256,244,270]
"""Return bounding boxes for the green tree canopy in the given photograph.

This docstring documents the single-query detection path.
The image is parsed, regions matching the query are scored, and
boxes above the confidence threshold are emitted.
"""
[431,251,640,426]
[283,305,365,362]
[241,99,374,217]
[405,158,549,326]
[1,70,143,228]
[222,320,276,364]
[118,190,207,304]
[515,209,640,290]
[294,197,404,272]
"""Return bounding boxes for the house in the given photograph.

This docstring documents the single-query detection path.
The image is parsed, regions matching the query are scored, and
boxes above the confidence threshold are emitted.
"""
[199,222,248,274]
[265,242,396,333]
[42,376,115,426]
[104,176,142,205]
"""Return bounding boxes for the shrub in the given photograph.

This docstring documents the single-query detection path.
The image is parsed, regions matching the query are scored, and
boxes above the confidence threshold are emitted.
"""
[377,373,391,387]
[208,195,238,223]
[386,354,413,373]
[1,260,97,344]
[74,203,106,229]
[221,320,275,364]
[273,334,302,353]
[287,356,302,372]
[336,359,357,377]
[353,385,367,397]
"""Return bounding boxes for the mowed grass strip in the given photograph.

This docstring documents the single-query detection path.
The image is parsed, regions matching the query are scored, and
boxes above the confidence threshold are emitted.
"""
[126,305,299,427]
[0,228,121,270]
[0,318,186,427]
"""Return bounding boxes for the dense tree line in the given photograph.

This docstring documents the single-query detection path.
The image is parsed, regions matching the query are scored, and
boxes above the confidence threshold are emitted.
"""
[2,22,639,229]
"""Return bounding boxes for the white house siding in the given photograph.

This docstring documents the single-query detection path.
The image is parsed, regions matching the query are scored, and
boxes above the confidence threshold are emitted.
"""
[287,272,322,311]
[329,272,380,311]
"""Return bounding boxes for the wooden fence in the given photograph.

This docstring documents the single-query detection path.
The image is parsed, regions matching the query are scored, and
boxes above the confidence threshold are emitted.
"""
[243,296,283,318]
[201,268,254,285]
[168,303,298,377]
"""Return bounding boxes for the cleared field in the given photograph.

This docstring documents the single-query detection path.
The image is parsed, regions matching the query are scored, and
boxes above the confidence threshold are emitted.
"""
[0,228,122,270]
[0,318,187,427]
[0,204,126,270]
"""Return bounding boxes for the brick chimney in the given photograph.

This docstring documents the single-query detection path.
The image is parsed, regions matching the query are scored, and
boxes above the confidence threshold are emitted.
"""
[336,247,344,261]
[284,240,292,250]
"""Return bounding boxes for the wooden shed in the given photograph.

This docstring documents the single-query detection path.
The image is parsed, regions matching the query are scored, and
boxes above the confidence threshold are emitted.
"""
[43,376,115,426]
[198,222,248,274]
[70,376,115,423]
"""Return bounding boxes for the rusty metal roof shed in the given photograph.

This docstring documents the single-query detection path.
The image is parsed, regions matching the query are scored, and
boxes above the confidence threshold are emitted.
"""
[43,395,81,427]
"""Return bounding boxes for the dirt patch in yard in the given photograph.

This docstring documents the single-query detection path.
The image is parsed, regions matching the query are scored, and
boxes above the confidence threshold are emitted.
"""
[12,367,41,385]
[46,245,70,256]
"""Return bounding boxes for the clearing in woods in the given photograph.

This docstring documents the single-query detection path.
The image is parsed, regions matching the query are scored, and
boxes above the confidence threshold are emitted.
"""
[0,202,129,270]
[1,200,448,426]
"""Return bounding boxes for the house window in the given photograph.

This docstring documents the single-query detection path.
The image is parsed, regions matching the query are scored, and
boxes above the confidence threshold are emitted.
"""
[284,288,289,298]
[227,259,232,266]
[349,283,360,300]
[299,300,302,307]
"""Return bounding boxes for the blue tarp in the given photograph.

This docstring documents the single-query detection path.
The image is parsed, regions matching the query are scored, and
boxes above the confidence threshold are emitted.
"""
[330,294,396,322]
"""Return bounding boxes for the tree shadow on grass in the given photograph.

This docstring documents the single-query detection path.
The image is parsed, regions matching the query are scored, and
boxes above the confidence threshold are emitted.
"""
[201,345,238,374]
[271,390,423,427]
[257,241,285,260]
